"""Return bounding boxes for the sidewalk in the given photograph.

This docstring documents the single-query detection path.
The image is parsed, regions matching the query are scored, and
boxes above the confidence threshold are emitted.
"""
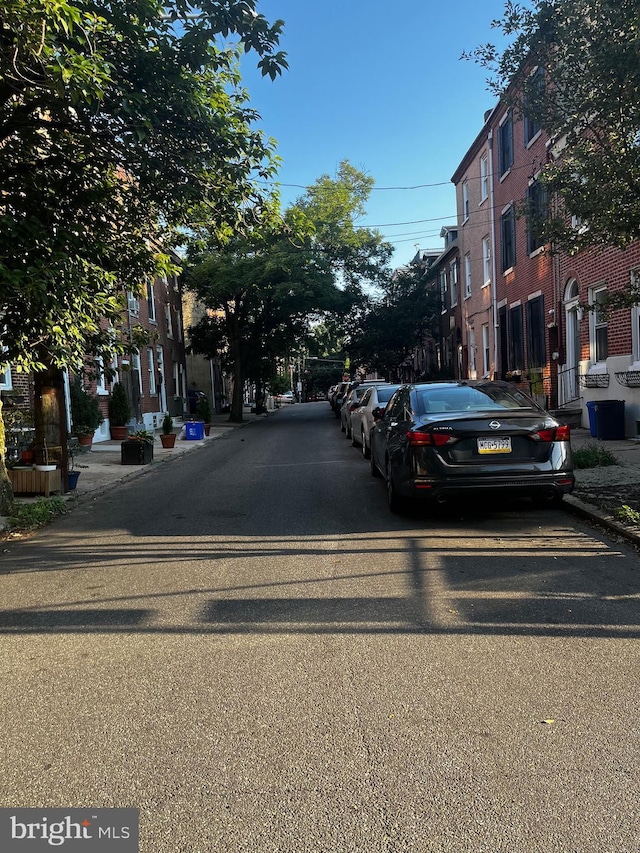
[0,410,264,530]
[563,427,640,545]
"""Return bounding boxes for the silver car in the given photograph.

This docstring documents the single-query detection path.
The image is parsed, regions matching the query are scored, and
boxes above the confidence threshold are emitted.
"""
[350,384,401,457]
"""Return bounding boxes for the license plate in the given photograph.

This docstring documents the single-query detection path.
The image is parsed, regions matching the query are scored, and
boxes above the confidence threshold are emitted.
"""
[478,437,512,454]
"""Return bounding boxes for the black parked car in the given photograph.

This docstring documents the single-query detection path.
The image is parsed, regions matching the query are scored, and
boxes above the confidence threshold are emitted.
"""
[370,381,575,513]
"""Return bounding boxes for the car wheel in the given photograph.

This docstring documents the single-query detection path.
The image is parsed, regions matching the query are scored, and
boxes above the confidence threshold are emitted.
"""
[350,428,358,447]
[370,448,381,478]
[386,459,408,514]
[340,419,345,432]
[345,422,352,439]
[362,431,371,459]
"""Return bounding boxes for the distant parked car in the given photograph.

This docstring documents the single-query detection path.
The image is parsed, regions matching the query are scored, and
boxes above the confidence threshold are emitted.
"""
[276,391,296,405]
[340,386,371,437]
[350,384,401,457]
[370,381,575,513]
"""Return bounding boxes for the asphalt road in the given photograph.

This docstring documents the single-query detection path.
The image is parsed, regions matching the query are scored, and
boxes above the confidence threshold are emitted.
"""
[1,402,639,852]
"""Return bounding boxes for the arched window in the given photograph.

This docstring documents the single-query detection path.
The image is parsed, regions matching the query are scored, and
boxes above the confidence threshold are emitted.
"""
[564,279,579,301]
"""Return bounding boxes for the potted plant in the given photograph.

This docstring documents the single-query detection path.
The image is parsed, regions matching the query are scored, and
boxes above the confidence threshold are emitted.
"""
[121,429,154,465]
[195,394,212,436]
[108,382,131,440]
[160,413,176,449]
[70,376,104,446]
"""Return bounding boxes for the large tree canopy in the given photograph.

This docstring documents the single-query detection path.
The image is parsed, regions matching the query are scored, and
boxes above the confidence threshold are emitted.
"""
[466,0,640,251]
[0,0,287,373]
[186,162,392,421]
[346,263,441,381]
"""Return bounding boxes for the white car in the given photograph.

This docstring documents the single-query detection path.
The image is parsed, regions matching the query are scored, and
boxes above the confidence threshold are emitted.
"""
[350,384,401,457]
[277,391,296,405]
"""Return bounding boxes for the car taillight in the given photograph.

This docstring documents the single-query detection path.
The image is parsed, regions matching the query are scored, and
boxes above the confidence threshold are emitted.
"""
[406,430,453,447]
[532,425,571,442]
[349,403,359,411]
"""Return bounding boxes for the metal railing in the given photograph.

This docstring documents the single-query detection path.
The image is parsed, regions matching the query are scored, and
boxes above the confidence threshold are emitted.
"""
[557,364,581,407]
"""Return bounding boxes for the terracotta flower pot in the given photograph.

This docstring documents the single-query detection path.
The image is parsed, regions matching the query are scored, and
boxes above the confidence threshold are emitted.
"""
[160,433,177,449]
[77,432,94,446]
[110,425,129,441]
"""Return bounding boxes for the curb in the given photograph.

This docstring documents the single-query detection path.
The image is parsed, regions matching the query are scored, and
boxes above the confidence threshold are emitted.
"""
[563,493,640,549]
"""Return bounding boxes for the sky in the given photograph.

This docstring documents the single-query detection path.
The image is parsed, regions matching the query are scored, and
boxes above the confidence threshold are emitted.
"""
[240,0,511,267]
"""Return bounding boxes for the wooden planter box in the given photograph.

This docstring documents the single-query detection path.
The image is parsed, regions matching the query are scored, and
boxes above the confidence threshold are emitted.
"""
[121,440,154,465]
[8,468,62,497]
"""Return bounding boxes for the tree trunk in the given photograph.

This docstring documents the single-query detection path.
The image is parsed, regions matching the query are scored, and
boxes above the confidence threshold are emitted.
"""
[33,365,70,491]
[0,398,15,516]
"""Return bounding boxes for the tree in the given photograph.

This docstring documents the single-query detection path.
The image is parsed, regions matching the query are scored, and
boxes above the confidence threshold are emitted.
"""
[186,163,392,422]
[0,0,287,512]
[465,0,640,252]
[347,264,441,381]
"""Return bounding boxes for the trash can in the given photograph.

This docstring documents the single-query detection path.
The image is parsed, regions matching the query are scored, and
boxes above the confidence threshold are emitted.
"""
[586,400,597,437]
[184,421,205,441]
[593,399,625,440]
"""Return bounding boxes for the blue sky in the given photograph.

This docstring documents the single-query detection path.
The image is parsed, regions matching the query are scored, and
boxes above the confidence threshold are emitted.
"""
[241,0,510,266]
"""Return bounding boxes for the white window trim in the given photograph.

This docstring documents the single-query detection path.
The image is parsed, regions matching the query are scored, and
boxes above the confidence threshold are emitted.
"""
[462,181,469,224]
[464,253,472,299]
[589,284,608,367]
[147,348,157,395]
[482,236,491,287]
[0,362,12,390]
[450,262,458,308]
[480,153,489,203]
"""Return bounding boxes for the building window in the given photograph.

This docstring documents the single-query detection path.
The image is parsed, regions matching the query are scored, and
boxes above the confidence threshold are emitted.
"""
[464,253,472,298]
[590,286,608,363]
[440,270,448,311]
[462,181,470,222]
[146,281,156,323]
[526,295,546,367]
[482,236,491,285]
[501,206,516,272]
[524,67,543,145]
[95,356,108,395]
[0,361,12,391]
[498,112,514,176]
[127,291,139,316]
[508,305,524,370]
[132,350,143,395]
[482,323,490,376]
[147,348,157,395]
[480,153,489,202]
[165,303,173,339]
[527,180,548,254]
[450,261,458,307]
[468,327,477,378]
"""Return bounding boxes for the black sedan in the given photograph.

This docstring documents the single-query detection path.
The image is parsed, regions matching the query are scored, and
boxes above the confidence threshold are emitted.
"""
[369,381,575,513]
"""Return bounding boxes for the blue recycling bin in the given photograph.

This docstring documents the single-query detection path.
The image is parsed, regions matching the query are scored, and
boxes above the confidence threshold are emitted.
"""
[593,400,625,440]
[184,421,204,441]
[586,400,597,437]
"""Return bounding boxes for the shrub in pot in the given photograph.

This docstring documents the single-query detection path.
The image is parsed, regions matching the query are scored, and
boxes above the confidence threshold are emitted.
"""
[195,394,212,435]
[70,376,104,445]
[160,413,176,448]
[108,382,131,440]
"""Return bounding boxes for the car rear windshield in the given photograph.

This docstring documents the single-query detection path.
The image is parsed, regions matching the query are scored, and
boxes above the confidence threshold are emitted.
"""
[415,385,538,414]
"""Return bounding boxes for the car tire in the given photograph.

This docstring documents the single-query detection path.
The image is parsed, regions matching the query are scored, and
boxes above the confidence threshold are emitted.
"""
[350,428,358,447]
[340,419,345,432]
[387,459,408,514]
[370,449,381,478]
[362,432,371,459]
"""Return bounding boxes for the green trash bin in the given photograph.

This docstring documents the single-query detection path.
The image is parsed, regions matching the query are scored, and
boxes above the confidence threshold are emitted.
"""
[594,400,625,440]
